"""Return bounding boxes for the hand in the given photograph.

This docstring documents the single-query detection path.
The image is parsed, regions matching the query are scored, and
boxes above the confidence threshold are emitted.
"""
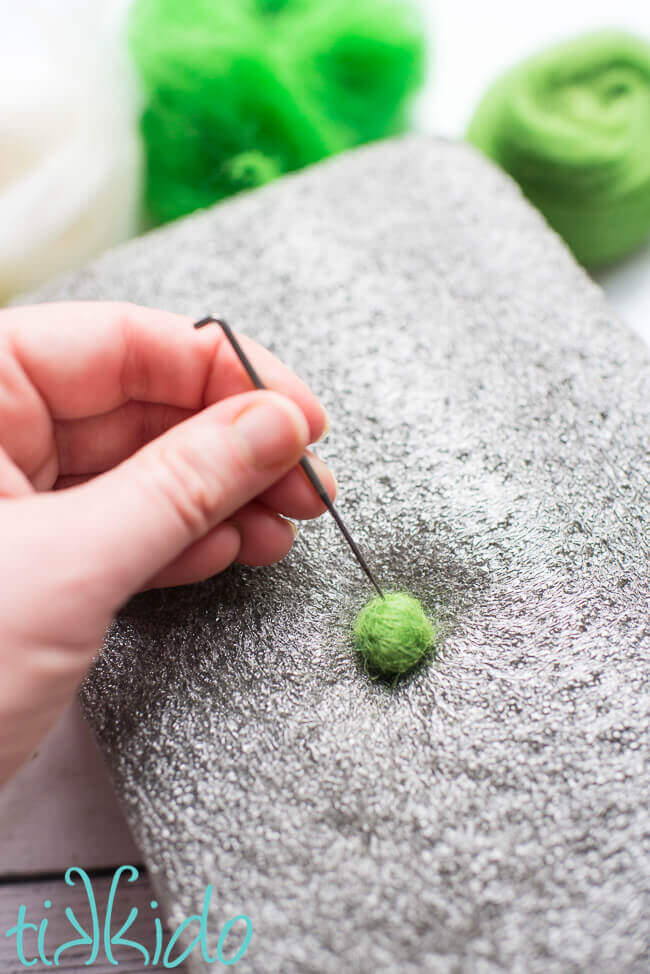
[0,302,335,785]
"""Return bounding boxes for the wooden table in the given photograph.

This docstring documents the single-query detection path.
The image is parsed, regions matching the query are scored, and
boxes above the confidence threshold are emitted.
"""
[0,703,188,972]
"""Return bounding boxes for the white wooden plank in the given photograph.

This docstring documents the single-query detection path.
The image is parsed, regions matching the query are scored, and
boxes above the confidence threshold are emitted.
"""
[0,872,188,972]
[0,701,139,877]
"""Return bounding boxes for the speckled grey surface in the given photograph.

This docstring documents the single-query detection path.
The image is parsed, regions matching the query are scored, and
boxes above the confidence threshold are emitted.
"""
[32,137,650,972]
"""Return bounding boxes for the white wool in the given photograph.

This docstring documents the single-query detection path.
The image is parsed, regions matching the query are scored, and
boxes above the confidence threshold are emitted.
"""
[0,1,142,303]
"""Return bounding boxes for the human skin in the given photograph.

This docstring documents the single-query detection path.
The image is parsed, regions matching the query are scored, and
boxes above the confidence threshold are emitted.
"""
[0,302,336,786]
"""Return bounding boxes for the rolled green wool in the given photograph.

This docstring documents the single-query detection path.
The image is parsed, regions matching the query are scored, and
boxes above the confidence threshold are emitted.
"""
[128,0,426,225]
[467,31,650,267]
[354,592,437,676]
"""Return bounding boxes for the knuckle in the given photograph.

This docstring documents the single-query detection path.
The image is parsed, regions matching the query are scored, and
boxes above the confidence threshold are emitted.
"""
[145,441,229,536]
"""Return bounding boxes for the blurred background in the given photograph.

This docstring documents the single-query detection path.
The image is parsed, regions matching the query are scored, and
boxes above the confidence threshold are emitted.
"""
[2,0,650,343]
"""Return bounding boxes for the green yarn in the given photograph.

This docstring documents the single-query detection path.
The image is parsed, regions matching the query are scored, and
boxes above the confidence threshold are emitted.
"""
[467,31,650,268]
[354,592,437,676]
[128,0,426,225]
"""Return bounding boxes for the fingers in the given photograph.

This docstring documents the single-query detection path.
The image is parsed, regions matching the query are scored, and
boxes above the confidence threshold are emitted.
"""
[0,445,33,499]
[1,302,328,440]
[230,501,297,567]
[55,401,192,475]
[55,390,311,607]
[257,451,337,519]
[55,420,337,520]
[55,405,336,514]
[144,501,297,588]
[144,522,242,589]
[55,456,333,587]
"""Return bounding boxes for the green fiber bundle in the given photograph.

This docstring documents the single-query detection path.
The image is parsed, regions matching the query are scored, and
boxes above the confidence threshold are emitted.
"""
[128,0,427,225]
[467,31,650,267]
[354,592,437,676]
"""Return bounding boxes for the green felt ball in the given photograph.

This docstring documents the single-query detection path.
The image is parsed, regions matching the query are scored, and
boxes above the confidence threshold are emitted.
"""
[467,31,650,268]
[128,0,427,226]
[354,592,436,676]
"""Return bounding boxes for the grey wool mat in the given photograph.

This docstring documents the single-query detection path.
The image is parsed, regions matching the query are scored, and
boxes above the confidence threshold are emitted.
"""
[30,137,649,972]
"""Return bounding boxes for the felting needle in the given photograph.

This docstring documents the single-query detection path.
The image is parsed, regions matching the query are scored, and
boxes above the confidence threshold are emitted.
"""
[193,315,385,599]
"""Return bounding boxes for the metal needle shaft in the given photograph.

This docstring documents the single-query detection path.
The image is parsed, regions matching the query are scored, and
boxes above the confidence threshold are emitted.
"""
[193,315,385,598]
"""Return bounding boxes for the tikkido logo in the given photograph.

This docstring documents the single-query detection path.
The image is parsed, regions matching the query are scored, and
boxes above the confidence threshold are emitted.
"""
[4,866,252,968]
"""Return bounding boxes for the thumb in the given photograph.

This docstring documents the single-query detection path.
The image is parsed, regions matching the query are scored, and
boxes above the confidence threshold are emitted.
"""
[0,390,310,783]
[59,389,311,611]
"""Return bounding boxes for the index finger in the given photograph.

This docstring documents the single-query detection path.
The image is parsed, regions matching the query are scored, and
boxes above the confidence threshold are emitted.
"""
[1,302,328,441]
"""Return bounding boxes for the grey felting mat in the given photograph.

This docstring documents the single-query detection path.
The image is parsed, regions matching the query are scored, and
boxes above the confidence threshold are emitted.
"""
[31,137,649,972]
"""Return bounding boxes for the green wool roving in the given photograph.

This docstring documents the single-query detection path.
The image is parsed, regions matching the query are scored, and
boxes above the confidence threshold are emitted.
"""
[467,31,650,267]
[128,0,426,225]
[354,592,437,676]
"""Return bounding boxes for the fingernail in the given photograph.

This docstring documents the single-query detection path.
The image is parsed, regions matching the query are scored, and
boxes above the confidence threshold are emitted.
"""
[287,519,298,538]
[233,395,309,469]
[319,412,331,441]
[330,470,338,500]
